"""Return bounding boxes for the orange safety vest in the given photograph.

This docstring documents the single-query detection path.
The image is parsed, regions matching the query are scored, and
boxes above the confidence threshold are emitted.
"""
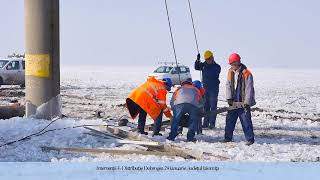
[126,76,172,120]
[227,68,253,103]
[228,68,252,81]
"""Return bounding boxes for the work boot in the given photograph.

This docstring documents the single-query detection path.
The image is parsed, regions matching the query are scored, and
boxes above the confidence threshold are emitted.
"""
[245,141,254,146]
[187,138,197,143]
[166,136,174,141]
[223,139,232,143]
[138,130,148,135]
[202,118,209,128]
[152,132,162,137]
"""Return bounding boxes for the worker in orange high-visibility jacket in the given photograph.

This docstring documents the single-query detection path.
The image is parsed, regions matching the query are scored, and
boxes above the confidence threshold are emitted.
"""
[126,76,173,136]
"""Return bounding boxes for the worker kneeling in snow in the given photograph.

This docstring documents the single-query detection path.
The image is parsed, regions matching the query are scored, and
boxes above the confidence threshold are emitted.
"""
[126,76,173,136]
[224,53,256,145]
[167,79,204,142]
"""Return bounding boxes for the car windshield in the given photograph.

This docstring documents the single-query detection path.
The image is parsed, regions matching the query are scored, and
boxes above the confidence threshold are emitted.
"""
[153,66,172,73]
[0,60,9,68]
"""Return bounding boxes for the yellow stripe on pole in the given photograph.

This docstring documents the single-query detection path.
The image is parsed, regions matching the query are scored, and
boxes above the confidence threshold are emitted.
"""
[25,54,51,78]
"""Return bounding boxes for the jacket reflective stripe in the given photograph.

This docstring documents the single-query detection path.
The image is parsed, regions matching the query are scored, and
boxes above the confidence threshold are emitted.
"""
[146,82,158,99]
[146,82,167,102]
[158,100,166,104]
[157,86,166,90]
[163,107,170,112]
[138,86,167,106]
[127,76,172,120]
[137,86,158,104]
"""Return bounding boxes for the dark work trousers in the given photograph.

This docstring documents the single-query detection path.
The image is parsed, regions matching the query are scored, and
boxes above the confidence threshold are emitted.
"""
[168,103,200,141]
[203,89,218,128]
[224,108,255,142]
[137,105,163,134]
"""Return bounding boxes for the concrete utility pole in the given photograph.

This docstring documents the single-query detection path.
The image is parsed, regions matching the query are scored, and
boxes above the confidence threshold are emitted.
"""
[25,0,61,119]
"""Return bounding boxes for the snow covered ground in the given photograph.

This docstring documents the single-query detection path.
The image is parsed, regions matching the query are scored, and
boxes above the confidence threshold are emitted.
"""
[0,66,319,162]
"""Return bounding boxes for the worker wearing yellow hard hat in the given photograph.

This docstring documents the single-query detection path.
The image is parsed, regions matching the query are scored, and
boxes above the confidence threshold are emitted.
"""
[194,50,221,129]
[204,50,214,60]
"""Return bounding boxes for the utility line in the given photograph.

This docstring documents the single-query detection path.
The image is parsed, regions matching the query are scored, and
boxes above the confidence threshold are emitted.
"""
[164,0,182,85]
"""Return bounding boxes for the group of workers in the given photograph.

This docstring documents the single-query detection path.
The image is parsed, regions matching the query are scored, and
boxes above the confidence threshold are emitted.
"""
[126,51,256,145]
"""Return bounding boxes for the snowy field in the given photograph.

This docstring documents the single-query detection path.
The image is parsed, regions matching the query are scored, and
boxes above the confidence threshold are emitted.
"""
[0,66,319,162]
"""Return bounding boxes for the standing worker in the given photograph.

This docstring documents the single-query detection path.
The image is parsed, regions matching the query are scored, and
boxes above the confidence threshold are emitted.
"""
[126,77,173,136]
[224,53,256,145]
[195,50,221,129]
[167,79,203,142]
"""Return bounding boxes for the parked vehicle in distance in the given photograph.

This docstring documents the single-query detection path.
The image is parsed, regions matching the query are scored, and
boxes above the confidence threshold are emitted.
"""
[0,57,25,88]
[148,62,192,85]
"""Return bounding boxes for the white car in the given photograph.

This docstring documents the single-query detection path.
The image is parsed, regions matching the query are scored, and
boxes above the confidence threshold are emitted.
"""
[149,64,192,85]
[0,58,25,87]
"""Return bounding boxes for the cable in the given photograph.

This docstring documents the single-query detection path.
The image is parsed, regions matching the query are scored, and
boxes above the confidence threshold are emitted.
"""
[164,0,182,85]
[0,118,60,147]
[187,0,199,54]
[0,123,105,148]
[187,0,202,82]
[0,114,130,148]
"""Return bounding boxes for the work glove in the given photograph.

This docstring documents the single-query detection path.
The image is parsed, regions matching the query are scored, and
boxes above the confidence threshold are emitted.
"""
[196,53,201,61]
[227,99,233,106]
[244,104,251,112]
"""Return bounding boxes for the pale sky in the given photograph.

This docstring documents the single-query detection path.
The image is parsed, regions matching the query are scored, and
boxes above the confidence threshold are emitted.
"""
[0,0,319,68]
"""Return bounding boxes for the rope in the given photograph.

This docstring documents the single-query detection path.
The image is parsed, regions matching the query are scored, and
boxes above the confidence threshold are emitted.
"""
[164,0,182,85]
[187,0,202,82]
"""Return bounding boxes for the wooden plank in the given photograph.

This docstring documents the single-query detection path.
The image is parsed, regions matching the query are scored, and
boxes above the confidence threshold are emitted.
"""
[95,126,203,160]
[41,146,180,158]
[115,140,162,147]
[163,144,202,160]
[84,126,123,139]
[84,132,163,148]
[100,125,152,142]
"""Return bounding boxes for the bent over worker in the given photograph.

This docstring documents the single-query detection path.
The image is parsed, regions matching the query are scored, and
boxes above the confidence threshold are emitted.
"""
[167,79,203,142]
[195,50,221,129]
[224,53,256,145]
[126,77,173,136]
